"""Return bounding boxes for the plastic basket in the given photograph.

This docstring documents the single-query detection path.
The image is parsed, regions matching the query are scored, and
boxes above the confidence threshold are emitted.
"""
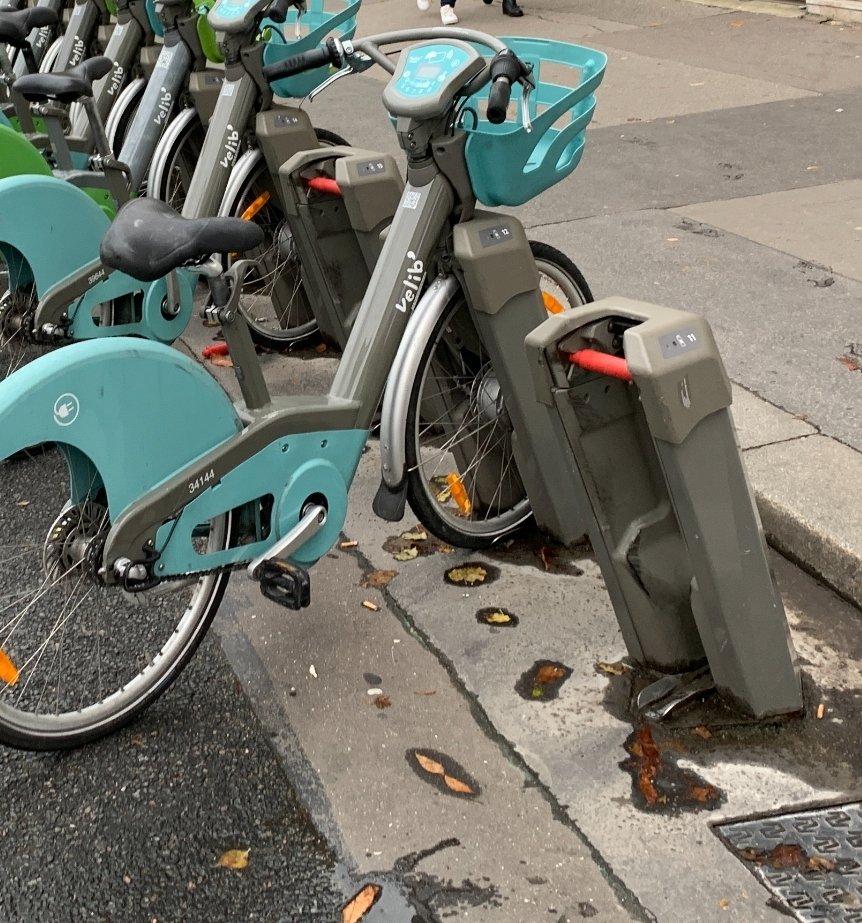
[261,0,360,99]
[462,37,606,208]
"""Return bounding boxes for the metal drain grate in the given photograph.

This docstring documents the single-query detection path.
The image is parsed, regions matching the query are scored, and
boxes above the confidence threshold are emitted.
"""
[715,802,862,922]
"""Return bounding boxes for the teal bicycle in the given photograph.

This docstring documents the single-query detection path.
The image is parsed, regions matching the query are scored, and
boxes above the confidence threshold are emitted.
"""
[0,26,605,749]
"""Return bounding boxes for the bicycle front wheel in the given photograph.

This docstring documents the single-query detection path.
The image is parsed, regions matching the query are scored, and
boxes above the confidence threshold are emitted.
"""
[404,241,592,548]
[0,445,232,750]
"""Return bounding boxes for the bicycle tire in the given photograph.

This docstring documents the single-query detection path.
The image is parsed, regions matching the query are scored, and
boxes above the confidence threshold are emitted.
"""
[403,240,592,548]
[0,444,233,750]
[147,108,206,211]
[222,127,350,350]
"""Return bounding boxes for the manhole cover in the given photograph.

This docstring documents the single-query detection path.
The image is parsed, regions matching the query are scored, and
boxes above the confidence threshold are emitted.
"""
[715,802,862,922]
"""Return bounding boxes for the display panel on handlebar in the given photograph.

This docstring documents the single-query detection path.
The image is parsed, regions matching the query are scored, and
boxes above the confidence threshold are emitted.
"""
[382,41,484,117]
[207,0,274,33]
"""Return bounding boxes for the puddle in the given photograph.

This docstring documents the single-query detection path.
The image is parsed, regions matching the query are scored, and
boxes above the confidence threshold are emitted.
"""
[475,607,519,628]
[486,523,587,577]
[620,723,724,815]
[515,661,573,702]
[443,563,500,587]
[383,528,453,561]
[406,748,481,799]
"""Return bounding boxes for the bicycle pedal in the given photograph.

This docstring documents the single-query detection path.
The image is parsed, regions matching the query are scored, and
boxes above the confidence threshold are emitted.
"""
[258,559,311,610]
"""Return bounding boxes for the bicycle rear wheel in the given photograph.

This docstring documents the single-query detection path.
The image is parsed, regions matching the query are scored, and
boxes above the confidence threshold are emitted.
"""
[0,444,232,750]
[222,128,350,350]
[404,241,592,548]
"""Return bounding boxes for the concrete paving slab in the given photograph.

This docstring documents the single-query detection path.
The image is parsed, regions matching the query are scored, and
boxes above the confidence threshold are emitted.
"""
[530,209,862,454]
[215,541,644,921]
[300,443,862,923]
[510,89,862,226]
[590,48,815,128]
[594,11,862,93]
[745,434,862,607]
[730,383,816,448]
[674,179,862,283]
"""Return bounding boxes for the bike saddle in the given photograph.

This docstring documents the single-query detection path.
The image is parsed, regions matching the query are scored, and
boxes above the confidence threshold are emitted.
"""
[101,198,265,282]
[0,7,58,48]
[13,56,113,105]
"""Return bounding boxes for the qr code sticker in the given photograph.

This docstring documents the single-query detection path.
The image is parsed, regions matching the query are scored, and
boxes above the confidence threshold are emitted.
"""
[402,191,422,210]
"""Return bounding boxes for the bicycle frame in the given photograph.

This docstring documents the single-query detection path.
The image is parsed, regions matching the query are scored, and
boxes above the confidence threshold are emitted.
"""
[1,27,589,582]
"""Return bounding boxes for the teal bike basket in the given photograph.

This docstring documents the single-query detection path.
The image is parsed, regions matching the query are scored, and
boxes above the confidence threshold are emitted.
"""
[261,0,360,99]
[462,38,606,208]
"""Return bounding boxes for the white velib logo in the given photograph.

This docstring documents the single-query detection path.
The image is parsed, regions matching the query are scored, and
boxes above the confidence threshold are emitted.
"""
[220,124,240,169]
[35,27,50,50]
[53,393,80,427]
[394,251,425,313]
[69,35,85,67]
[107,64,124,97]
[153,87,172,126]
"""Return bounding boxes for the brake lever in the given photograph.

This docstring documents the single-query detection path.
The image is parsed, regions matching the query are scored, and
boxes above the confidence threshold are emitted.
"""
[520,82,533,134]
[306,65,353,103]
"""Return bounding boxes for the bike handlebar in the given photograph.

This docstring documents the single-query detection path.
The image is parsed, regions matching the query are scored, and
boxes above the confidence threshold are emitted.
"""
[261,36,339,81]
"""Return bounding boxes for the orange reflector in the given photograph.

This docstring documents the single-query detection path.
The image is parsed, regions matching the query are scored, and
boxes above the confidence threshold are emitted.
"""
[240,190,271,222]
[0,649,19,685]
[542,290,565,315]
[446,473,473,515]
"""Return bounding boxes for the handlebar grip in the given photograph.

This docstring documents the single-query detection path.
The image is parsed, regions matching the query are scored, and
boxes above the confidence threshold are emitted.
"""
[486,77,511,125]
[262,44,333,81]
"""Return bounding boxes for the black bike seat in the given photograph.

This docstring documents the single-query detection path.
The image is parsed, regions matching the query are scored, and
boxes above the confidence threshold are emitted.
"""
[13,56,113,104]
[100,198,265,282]
[0,7,58,49]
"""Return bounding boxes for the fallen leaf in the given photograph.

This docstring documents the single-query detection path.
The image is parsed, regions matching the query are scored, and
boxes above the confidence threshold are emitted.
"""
[413,690,437,696]
[315,343,327,353]
[838,356,862,372]
[485,610,513,625]
[339,540,358,549]
[595,661,627,676]
[690,785,718,802]
[400,528,427,541]
[373,694,391,709]
[342,883,382,923]
[535,664,567,685]
[361,600,380,612]
[210,355,234,368]
[808,856,835,872]
[217,848,249,870]
[360,570,397,588]
[539,546,552,572]
[445,564,487,586]
[443,774,474,795]
[816,703,825,719]
[415,752,446,775]
[692,725,713,739]
[16,500,30,508]
[394,547,418,562]
[719,898,730,910]
[729,18,744,26]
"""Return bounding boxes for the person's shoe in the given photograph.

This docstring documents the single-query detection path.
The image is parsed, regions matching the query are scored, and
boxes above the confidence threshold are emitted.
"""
[440,4,458,23]
[417,0,429,10]
[502,0,523,14]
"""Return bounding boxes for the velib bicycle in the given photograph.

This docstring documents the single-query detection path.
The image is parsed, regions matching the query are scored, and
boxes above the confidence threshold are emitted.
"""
[0,0,356,377]
[0,26,605,749]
